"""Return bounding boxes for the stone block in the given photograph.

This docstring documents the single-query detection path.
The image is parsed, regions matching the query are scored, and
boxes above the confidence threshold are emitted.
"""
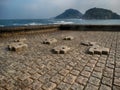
[43,38,57,44]
[88,45,109,55]
[92,45,100,48]
[76,76,88,85]
[42,82,56,90]
[94,48,102,55]
[89,42,96,46]
[52,45,70,54]
[81,41,96,46]
[88,45,100,54]
[64,74,77,84]
[89,76,100,86]
[8,42,28,51]
[102,48,110,55]
[14,38,27,42]
[88,47,95,55]
[81,41,89,46]
[63,36,74,40]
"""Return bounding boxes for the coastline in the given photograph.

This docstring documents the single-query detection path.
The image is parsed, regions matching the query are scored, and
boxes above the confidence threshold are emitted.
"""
[0,24,120,37]
[0,24,120,34]
[0,25,60,37]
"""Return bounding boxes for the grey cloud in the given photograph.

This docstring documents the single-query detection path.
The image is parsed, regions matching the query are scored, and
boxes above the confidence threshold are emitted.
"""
[0,0,120,19]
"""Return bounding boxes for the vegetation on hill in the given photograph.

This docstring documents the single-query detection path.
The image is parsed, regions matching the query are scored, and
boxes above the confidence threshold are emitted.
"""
[82,8,120,19]
[55,9,83,19]
[55,8,120,19]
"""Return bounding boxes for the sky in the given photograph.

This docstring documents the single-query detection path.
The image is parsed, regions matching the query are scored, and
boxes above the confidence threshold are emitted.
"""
[0,0,120,19]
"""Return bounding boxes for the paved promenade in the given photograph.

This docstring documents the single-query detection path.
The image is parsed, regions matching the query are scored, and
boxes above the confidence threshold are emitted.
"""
[0,31,120,90]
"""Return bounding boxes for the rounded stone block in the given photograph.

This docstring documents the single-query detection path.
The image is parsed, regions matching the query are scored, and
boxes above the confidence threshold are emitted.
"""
[102,48,110,55]
[63,36,74,40]
[13,38,27,42]
[8,42,28,51]
[52,45,71,54]
[43,38,57,44]
[88,45,109,55]
[81,41,96,46]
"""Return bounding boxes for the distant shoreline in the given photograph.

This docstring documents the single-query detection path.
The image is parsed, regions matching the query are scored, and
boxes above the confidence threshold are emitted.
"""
[1,19,120,27]
[0,24,120,31]
[0,24,120,37]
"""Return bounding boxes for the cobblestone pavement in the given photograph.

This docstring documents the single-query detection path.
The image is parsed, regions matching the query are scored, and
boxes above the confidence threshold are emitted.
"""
[0,30,120,90]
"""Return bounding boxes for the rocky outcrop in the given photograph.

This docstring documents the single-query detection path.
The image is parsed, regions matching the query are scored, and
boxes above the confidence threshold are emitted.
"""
[55,9,83,19]
[82,7,120,19]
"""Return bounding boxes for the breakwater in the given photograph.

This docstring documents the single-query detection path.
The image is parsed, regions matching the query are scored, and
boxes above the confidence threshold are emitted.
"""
[59,24,120,31]
[0,24,120,36]
[0,25,60,33]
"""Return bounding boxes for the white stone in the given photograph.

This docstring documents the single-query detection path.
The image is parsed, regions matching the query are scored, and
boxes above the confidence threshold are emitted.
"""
[43,38,57,44]
[81,41,97,46]
[14,38,27,42]
[88,45,109,55]
[53,46,71,54]
[63,36,74,40]
[102,48,110,55]
[8,42,28,51]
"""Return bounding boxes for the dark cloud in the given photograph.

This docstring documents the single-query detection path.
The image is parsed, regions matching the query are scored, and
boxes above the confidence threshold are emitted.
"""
[0,0,120,19]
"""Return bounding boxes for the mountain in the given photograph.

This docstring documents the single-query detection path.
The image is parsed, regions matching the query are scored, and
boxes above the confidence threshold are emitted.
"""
[82,7,120,19]
[55,9,83,19]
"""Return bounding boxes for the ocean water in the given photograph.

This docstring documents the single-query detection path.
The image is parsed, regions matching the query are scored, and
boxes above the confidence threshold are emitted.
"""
[0,19,120,27]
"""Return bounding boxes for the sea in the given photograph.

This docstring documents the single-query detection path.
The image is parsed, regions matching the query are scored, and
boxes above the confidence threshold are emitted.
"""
[0,19,120,27]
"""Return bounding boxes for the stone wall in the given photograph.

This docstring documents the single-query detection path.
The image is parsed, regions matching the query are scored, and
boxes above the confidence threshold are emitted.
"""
[0,24,120,37]
[0,25,60,37]
[59,24,120,31]
[0,25,60,33]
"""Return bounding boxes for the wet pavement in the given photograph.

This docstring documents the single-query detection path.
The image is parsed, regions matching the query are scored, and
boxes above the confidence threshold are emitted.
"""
[0,30,120,90]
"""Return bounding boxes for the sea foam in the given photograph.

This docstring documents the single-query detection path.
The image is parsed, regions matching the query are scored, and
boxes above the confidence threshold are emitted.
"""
[0,25,4,27]
[54,21,74,24]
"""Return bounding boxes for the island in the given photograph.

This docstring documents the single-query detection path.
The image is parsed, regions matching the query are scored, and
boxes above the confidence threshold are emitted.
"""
[83,7,120,19]
[55,8,120,19]
[55,9,83,19]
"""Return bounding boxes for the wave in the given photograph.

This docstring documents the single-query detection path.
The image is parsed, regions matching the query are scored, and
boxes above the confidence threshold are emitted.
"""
[28,22,42,26]
[12,22,42,26]
[13,23,21,26]
[54,21,74,24]
[13,23,28,26]
[25,22,42,26]
[0,25,4,27]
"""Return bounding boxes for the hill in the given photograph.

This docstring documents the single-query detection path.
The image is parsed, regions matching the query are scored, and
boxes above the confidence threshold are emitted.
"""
[55,9,83,19]
[82,8,120,19]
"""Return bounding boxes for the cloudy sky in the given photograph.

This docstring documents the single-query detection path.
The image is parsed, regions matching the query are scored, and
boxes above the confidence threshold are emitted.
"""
[0,0,120,19]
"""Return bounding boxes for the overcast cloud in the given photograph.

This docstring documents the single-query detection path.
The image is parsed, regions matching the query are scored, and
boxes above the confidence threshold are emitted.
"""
[0,0,120,19]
